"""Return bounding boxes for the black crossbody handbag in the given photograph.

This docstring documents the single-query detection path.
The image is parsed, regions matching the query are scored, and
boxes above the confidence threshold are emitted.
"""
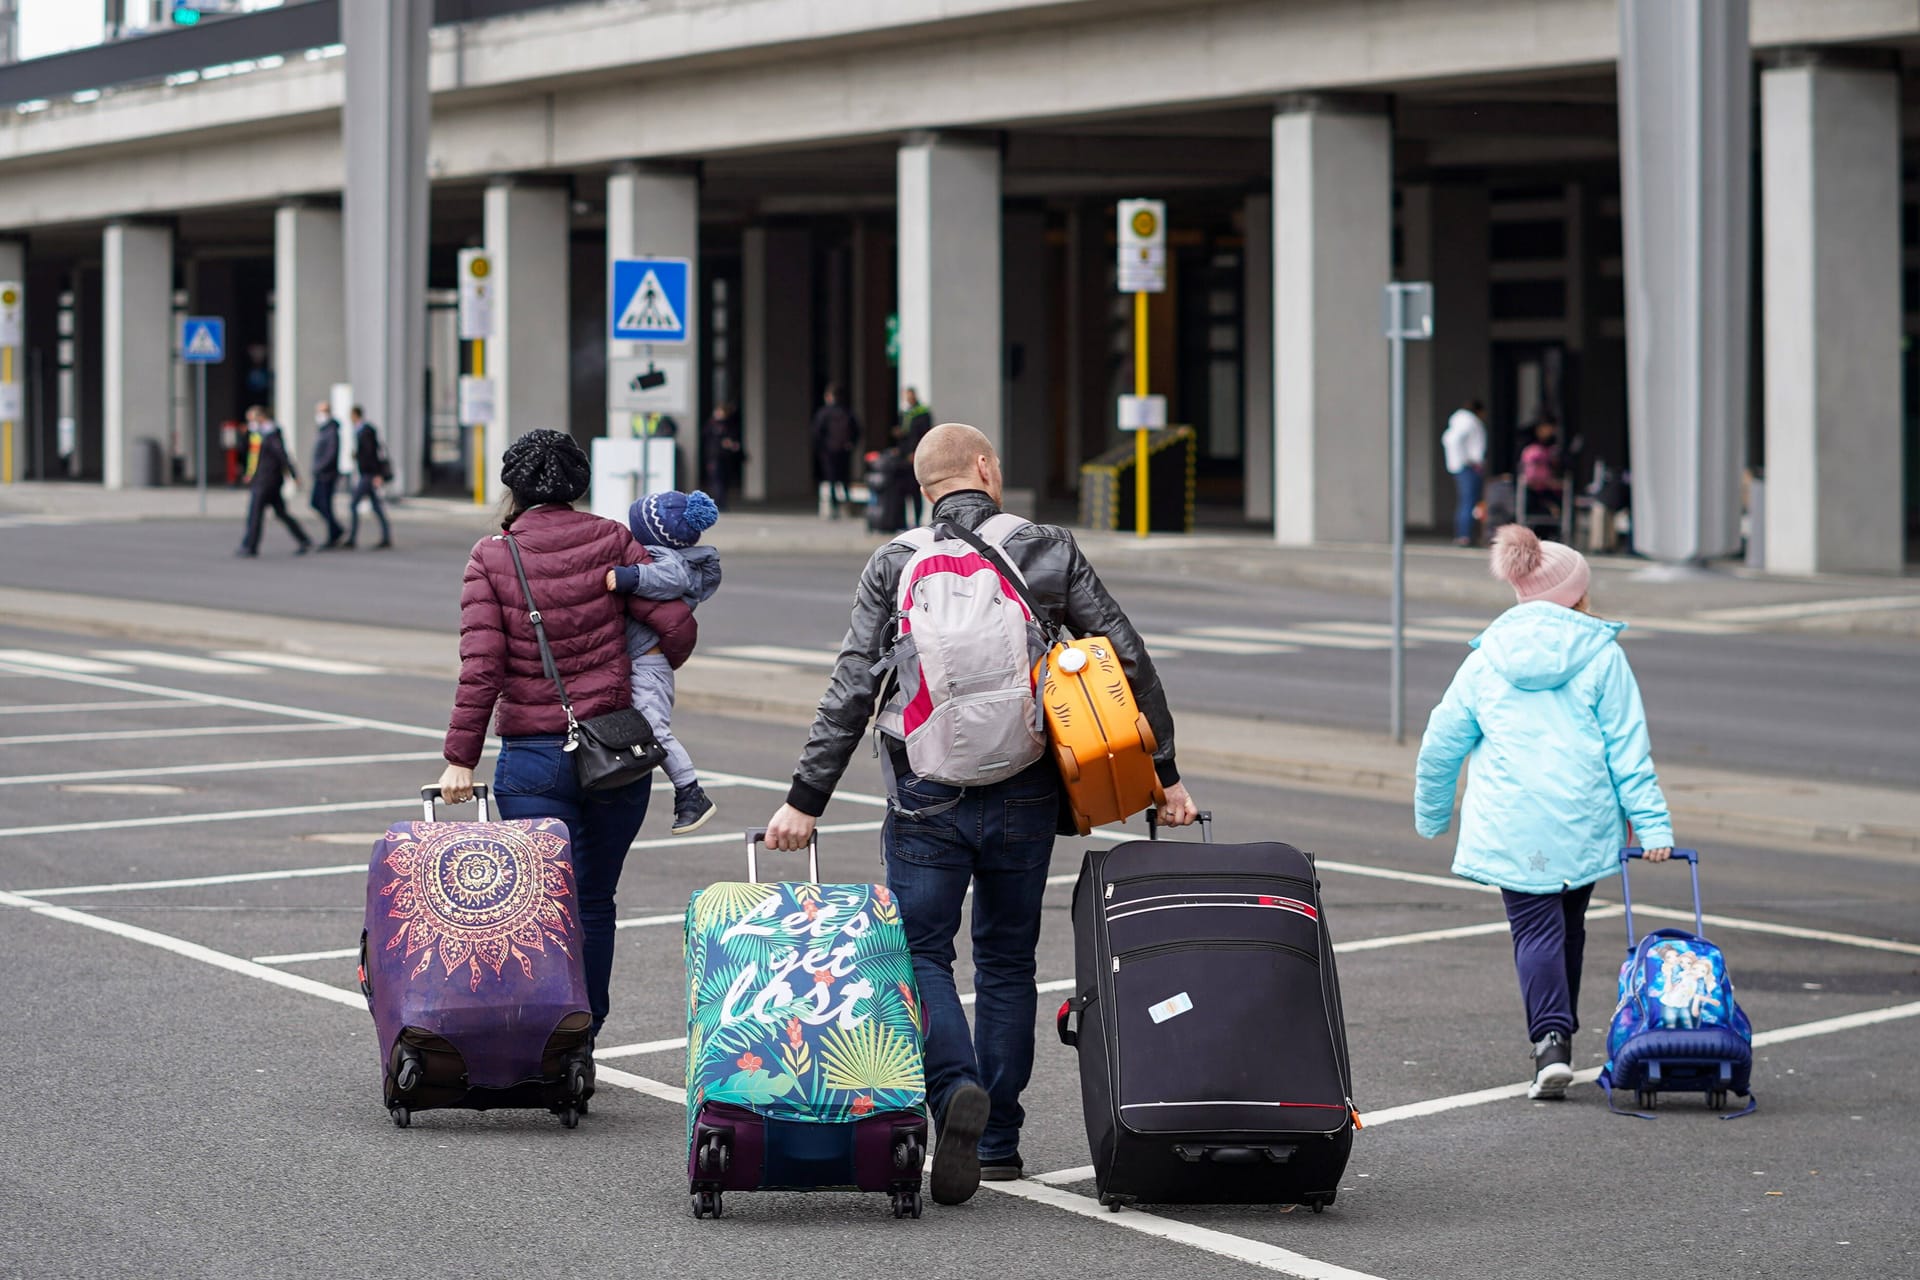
[501,533,667,792]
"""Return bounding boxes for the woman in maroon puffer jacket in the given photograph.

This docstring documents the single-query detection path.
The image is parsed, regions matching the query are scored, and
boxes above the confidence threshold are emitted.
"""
[436,429,696,1039]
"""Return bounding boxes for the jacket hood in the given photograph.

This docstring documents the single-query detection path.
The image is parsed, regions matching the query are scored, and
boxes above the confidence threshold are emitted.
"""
[1473,601,1624,691]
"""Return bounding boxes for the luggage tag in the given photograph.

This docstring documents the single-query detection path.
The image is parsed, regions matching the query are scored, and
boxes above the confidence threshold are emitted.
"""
[1147,991,1193,1025]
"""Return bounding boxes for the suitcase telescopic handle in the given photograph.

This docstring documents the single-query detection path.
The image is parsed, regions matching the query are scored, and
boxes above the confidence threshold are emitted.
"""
[420,784,490,823]
[1145,809,1213,842]
[1618,847,1703,945]
[745,828,820,885]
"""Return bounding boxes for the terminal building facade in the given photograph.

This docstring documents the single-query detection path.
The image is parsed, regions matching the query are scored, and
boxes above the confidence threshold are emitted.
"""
[0,0,1912,571]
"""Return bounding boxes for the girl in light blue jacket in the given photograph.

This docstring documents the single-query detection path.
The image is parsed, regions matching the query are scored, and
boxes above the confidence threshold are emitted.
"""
[1415,525,1674,1101]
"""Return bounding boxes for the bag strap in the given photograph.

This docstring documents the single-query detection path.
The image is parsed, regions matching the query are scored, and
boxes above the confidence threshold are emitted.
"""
[498,533,579,736]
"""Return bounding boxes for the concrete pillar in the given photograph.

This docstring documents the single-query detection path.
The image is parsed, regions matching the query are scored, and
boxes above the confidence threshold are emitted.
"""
[273,204,345,480]
[1761,58,1902,574]
[342,0,429,492]
[898,134,1001,448]
[102,222,172,490]
[606,163,699,482]
[1401,182,1492,532]
[1272,100,1391,545]
[0,239,21,484]
[1242,193,1273,525]
[1618,0,1749,563]
[1002,204,1051,501]
[484,179,571,495]
[742,225,814,503]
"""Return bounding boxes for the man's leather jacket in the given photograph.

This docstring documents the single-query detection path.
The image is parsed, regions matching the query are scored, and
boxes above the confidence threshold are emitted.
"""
[785,490,1178,816]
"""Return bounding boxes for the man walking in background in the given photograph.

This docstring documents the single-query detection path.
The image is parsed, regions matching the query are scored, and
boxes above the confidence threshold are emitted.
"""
[811,384,858,518]
[1442,397,1489,547]
[236,405,311,558]
[344,406,393,550]
[762,423,1198,1207]
[309,401,346,549]
[896,386,933,525]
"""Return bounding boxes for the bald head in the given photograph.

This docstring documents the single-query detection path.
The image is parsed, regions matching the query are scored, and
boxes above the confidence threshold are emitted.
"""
[913,423,1000,505]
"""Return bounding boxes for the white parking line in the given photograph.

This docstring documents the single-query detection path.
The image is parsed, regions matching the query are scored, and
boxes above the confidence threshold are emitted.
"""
[0,660,446,741]
[0,650,136,674]
[253,946,364,966]
[0,698,202,716]
[1333,906,1625,955]
[214,651,387,676]
[92,650,269,675]
[0,721,356,748]
[711,644,842,667]
[0,749,447,788]
[1187,626,1392,651]
[21,863,368,899]
[0,797,407,841]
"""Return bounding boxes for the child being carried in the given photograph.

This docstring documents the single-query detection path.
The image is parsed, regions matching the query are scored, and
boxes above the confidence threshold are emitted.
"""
[606,489,723,834]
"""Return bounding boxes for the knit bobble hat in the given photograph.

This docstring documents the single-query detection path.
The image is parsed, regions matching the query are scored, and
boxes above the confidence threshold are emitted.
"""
[500,429,592,510]
[1490,524,1590,609]
[631,489,719,549]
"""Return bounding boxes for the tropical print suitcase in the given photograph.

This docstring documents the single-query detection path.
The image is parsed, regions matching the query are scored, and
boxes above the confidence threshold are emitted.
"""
[683,831,929,1219]
[358,785,595,1130]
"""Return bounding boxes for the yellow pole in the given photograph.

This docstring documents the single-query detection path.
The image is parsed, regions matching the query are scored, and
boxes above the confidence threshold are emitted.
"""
[1134,290,1149,538]
[471,338,485,505]
[1,345,13,486]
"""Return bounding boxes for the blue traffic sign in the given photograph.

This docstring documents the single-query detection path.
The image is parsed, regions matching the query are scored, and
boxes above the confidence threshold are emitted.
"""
[181,316,225,364]
[610,257,689,344]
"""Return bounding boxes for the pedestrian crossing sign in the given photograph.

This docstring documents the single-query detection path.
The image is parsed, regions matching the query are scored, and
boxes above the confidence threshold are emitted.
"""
[181,316,225,364]
[610,257,690,344]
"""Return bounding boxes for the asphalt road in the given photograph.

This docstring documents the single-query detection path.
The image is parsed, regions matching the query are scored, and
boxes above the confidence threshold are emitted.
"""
[1,621,1916,1280]
[0,513,1916,787]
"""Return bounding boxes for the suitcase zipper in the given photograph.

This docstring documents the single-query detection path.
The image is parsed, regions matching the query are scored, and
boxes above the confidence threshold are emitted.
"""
[1105,871,1316,901]
[1110,937,1319,972]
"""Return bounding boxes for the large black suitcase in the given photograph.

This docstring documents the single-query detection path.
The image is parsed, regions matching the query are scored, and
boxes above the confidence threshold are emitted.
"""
[1057,814,1355,1211]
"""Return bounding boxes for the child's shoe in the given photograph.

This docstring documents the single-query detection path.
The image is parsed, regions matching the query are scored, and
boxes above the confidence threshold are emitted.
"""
[1528,1031,1575,1099]
[672,782,716,835]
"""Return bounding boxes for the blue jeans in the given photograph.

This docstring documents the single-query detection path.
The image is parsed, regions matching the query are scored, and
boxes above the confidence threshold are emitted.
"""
[883,758,1058,1162]
[1502,883,1594,1043]
[492,735,651,1036]
[1452,465,1484,542]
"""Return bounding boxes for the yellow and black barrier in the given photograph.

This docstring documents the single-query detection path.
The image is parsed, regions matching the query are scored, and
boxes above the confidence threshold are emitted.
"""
[1078,426,1195,535]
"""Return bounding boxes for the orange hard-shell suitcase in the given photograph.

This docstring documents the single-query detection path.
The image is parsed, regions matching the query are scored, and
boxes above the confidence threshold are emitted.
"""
[1035,636,1165,835]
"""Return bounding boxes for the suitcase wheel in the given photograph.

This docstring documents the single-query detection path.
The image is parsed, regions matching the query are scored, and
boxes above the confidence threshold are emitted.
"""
[388,1105,410,1129]
[691,1189,723,1219]
[558,1105,580,1130]
[696,1131,732,1176]
[1707,1089,1728,1110]
[1634,1088,1657,1111]
[892,1134,925,1172]
[890,1189,923,1220]
[394,1052,424,1095]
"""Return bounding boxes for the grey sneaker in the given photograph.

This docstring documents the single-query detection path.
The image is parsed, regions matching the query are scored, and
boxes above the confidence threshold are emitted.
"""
[671,783,716,835]
[930,1084,990,1205]
[1528,1032,1575,1099]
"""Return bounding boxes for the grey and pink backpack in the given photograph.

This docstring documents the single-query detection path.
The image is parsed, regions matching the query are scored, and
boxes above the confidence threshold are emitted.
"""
[874,514,1052,789]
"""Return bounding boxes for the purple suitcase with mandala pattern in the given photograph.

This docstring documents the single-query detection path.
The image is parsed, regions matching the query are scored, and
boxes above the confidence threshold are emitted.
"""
[357,786,595,1129]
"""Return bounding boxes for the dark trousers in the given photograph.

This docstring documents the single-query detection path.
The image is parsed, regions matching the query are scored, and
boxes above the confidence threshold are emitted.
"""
[310,477,344,544]
[1451,466,1483,543]
[1501,883,1594,1043]
[821,448,853,509]
[492,735,652,1036]
[883,758,1058,1161]
[347,477,390,546]
[240,486,311,553]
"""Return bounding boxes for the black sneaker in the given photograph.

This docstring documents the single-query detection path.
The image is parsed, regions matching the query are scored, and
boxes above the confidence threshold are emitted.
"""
[980,1153,1024,1182]
[930,1084,990,1205]
[1528,1032,1574,1099]
[671,783,716,835]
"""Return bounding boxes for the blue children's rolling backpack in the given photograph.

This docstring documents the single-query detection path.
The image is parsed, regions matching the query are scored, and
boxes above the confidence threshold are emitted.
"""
[1598,848,1756,1119]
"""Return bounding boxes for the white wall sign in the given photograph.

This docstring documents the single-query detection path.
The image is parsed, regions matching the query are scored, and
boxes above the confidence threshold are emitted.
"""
[608,354,692,414]
[0,385,20,420]
[1117,199,1167,293]
[458,249,494,341]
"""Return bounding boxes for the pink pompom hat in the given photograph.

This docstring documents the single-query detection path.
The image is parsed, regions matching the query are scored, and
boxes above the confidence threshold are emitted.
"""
[1489,524,1590,608]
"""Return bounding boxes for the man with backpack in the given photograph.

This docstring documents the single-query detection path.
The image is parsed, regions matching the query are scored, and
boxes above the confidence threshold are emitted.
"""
[764,422,1198,1208]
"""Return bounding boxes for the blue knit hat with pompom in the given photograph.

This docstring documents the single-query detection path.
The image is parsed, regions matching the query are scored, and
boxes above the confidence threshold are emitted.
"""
[630,489,718,549]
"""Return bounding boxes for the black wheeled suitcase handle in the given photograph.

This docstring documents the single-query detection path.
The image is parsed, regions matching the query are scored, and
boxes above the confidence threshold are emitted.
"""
[1145,809,1213,841]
